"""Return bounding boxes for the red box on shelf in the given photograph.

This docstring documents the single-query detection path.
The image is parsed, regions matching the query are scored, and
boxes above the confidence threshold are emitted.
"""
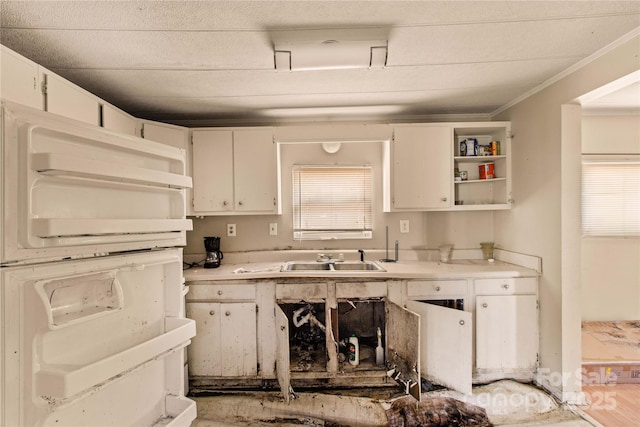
[479,162,495,179]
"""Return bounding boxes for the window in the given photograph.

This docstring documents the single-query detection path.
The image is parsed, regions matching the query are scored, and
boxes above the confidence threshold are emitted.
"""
[292,165,373,240]
[582,156,640,237]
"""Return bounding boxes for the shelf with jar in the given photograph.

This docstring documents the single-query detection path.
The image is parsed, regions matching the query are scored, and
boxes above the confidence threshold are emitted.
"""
[451,123,512,210]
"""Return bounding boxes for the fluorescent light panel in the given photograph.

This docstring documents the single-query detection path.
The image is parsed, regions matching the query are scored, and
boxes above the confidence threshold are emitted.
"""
[274,39,387,71]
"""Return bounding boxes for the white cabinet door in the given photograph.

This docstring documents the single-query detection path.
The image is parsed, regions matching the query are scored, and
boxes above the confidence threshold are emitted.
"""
[275,305,292,403]
[406,301,472,395]
[141,120,188,150]
[191,128,278,215]
[475,295,538,371]
[186,302,222,376]
[1,46,42,109]
[392,126,452,209]
[186,302,257,377]
[234,128,278,212]
[43,71,101,126]
[386,301,421,400]
[102,104,137,136]
[191,130,234,213]
[221,303,258,377]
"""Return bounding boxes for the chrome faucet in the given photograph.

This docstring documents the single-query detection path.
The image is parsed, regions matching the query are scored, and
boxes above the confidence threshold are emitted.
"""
[317,253,333,263]
[358,249,365,262]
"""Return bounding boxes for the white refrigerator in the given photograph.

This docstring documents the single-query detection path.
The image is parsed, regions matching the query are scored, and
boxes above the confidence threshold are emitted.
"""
[0,101,196,426]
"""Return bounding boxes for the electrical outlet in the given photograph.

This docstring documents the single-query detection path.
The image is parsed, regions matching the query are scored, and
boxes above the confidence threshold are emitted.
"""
[269,223,278,236]
[400,220,410,233]
[227,223,236,237]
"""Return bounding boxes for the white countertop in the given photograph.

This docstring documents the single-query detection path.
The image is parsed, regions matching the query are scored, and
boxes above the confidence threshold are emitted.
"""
[183,258,539,282]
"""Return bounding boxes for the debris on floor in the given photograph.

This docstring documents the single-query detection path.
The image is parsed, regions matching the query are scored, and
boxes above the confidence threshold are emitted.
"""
[385,395,492,426]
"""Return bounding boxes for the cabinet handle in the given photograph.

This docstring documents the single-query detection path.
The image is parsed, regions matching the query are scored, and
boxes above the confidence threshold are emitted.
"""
[209,310,215,315]
[217,290,223,295]
[280,325,286,331]
[273,197,276,206]
[223,200,228,206]
[459,320,465,326]
[503,284,510,289]
[225,311,231,316]
[238,201,244,206]
[441,197,447,202]
[482,303,488,308]
[435,286,441,291]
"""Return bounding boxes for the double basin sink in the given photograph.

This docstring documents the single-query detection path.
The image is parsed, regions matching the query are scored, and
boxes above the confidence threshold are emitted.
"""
[282,260,385,272]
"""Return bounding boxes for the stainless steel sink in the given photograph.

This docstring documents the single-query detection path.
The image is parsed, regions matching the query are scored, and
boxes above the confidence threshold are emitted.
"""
[332,262,385,271]
[281,261,385,272]
[282,262,332,271]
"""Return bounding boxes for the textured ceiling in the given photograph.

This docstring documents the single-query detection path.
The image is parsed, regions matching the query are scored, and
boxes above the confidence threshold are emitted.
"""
[1,1,639,126]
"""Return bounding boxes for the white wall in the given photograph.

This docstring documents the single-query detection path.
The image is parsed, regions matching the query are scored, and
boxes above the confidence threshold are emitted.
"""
[493,34,640,400]
[582,115,640,154]
[581,114,640,321]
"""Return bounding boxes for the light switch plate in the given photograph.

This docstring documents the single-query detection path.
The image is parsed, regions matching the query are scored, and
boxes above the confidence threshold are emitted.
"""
[227,223,236,237]
[269,223,278,236]
[400,220,410,233]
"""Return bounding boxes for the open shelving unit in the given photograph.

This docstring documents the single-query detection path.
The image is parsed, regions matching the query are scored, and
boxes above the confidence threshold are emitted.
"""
[452,123,512,210]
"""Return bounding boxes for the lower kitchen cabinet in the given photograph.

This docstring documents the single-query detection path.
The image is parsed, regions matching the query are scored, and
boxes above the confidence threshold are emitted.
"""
[474,277,538,379]
[475,295,537,371]
[186,302,257,377]
[185,275,538,400]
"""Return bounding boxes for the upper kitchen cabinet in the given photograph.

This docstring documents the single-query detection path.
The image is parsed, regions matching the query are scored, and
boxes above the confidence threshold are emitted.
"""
[140,120,189,150]
[0,45,43,110]
[102,104,138,136]
[191,128,280,215]
[386,125,453,210]
[40,69,101,126]
[452,122,512,210]
[384,121,512,212]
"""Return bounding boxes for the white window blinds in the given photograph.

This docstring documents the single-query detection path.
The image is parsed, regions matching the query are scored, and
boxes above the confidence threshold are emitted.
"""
[582,158,640,237]
[293,165,373,240]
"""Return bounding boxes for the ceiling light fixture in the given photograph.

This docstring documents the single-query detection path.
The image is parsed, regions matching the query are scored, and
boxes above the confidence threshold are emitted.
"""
[274,38,388,71]
[322,142,342,154]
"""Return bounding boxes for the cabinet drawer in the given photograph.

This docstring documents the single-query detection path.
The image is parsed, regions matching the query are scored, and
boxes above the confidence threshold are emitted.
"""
[407,280,467,297]
[336,282,387,299]
[276,283,327,301]
[187,283,257,300]
[474,277,537,295]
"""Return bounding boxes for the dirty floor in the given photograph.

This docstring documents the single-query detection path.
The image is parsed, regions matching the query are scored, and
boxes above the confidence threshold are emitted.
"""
[190,380,595,426]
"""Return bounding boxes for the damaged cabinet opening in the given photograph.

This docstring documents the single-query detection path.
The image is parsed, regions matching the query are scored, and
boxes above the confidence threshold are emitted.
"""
[275,280,397,396]
[277,300,388,374]
[278,302,328,373]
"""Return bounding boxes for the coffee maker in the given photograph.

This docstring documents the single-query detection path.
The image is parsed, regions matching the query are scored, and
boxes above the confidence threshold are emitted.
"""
[203,236,223,268]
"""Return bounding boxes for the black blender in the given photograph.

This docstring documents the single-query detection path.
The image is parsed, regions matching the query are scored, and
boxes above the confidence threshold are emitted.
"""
[203,236,223,268]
